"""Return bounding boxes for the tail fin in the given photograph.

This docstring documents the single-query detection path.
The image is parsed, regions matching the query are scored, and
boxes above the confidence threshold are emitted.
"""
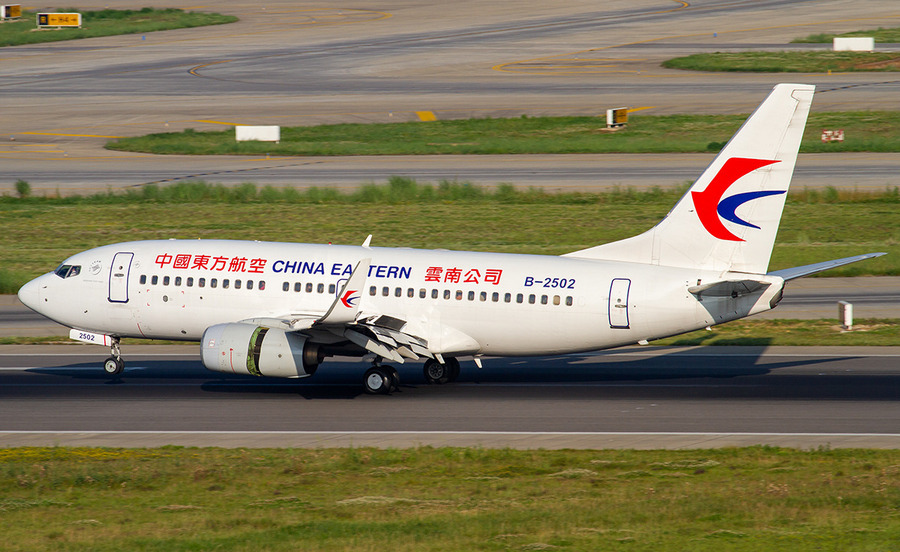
[565,83,814,274]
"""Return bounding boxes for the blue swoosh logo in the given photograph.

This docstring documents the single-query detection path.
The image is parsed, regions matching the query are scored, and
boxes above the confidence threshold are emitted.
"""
[717,190,786,230]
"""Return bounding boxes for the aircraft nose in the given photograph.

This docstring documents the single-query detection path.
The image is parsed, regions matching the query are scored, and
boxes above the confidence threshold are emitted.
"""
[17,277,44,312]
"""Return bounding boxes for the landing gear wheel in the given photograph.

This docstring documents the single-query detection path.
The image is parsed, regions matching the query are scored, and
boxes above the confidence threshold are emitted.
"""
[386,366,400,392]
[423,358,451,385]
[103,356,124,376]
[364,366,392,395]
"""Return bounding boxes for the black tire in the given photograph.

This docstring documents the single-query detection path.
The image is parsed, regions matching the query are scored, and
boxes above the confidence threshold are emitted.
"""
[423,358,450,385]
[363,367,392,395]
[386,366,400,392]
[103,357,124,376]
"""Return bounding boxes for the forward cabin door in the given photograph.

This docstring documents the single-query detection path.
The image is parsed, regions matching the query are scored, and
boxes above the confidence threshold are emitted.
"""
[608,278,631,329]
[108,252,134,303]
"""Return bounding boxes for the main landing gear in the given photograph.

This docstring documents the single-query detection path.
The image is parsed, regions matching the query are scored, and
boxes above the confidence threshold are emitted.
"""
[363,363,400,395]
[423,357,460,385]
[103,337,124,376]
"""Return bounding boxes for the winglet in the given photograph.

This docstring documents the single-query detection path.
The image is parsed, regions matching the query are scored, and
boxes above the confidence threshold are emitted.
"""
[362,235,372,248]
[317,258,370,325]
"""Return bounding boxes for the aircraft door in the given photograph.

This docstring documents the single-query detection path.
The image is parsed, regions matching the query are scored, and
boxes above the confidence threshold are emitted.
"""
[608,278,631,329]
[108,252,134,303]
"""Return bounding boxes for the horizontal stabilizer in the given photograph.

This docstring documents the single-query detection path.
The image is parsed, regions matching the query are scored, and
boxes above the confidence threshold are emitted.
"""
[688,279,770,299]
[768,252,886,281]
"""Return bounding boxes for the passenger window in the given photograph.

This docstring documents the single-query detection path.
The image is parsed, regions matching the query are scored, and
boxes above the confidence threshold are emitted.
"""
[211,278,218,288]
[235,280,242,290]
[516,293,523,303]
[199,278,206,288]
[223,279,230,289]
[408,288,414,298]
[529,294,536,304]
[431,289,438,299]
[455,290,463,301]
[504,293,511,303]
[329,284,336,294]
[306,283,313,293]
[294,282,302,292]
[370,286,377,296]
[553,295,560,305]
[468,291,475,301]
[247,280,253,290]
[163,276,170,286]
[566,296,573,306]
[382,287,389,297]
[395,287,402,297]
[541,295,548,305]
[419,288,426,299]
[152,275,158,285]
[175,277,182,286]
[187,277,194,287]
[492,292,499,302]
[317,283,324,293]
[283,282,290,292]
[480,291,487,302]
[444,290,451,300]
[259,281,266,290]
[140,275,147,285]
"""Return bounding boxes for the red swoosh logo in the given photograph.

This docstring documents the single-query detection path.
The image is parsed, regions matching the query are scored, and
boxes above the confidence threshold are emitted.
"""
[340,289,358,308]
[691,157,780,241]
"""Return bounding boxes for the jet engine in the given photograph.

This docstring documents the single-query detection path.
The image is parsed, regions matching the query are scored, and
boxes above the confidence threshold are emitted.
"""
[201,323,322,378]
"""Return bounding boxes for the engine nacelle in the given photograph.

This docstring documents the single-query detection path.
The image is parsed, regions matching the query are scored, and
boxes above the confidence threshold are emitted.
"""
[201,323,321,378]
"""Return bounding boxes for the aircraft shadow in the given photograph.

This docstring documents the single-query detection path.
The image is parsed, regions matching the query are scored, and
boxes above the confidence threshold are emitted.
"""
[19,341,868,400]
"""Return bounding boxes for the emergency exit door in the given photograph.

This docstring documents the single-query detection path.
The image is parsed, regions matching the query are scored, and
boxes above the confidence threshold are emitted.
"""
[608,278,631,329]
[108,252,134,303]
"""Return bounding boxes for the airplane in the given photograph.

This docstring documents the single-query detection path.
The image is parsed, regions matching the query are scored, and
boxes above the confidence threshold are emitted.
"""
[17,83,885,394]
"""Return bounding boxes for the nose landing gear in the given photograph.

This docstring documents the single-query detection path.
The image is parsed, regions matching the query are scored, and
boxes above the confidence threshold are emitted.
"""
[103,337,124,376]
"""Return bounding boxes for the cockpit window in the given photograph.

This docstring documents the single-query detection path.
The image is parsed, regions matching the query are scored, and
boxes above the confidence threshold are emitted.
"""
[54,264,81,278]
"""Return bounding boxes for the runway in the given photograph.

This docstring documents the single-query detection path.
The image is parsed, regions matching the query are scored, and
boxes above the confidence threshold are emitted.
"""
[0,344,897,449]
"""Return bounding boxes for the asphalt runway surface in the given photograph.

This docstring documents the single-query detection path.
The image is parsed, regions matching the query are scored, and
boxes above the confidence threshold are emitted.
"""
[0,345,898,449]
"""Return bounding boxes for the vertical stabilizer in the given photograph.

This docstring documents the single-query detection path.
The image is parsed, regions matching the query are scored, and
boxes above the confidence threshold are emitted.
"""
[565,83,814,274]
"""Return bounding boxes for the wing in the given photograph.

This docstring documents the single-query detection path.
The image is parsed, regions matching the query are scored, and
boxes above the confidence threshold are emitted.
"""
[240,258,434,363]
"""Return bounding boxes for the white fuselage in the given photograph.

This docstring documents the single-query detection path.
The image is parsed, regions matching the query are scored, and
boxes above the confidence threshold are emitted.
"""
[18,239,784,356]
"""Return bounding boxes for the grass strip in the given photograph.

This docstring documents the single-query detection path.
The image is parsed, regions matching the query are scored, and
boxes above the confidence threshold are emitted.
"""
[662,51,900,73]
[0,446,897,551]
[1,180,897,290]
[3,318,898,346]
[792,26,900,43]
[653,318,900,347]
[105,111,900,155]
[0,8,237,47]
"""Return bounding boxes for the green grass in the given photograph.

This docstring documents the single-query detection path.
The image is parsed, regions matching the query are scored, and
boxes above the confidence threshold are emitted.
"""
[105,111,900,155]
[0,446,897,551]
[793,26,900,43]
[662,51,900,73]
[1,181,896,291]
[655,318,900,346]
[0,8,237,47]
